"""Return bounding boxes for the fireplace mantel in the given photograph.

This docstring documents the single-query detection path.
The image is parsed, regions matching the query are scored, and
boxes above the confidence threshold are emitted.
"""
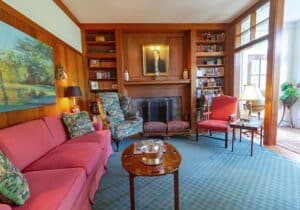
[124,79,190,86]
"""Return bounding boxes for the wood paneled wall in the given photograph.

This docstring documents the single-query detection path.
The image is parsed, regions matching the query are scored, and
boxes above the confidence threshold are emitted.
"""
[123,32,187,81]
[0,2,87,129]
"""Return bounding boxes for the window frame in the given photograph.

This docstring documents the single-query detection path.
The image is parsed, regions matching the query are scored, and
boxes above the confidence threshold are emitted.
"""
[234,1,270,51]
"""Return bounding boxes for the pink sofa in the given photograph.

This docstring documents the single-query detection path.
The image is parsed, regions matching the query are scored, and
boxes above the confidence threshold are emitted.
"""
[0,116,113,210]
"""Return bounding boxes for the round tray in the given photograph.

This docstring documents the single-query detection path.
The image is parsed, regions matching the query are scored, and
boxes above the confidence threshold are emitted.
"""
[141,157,162,166]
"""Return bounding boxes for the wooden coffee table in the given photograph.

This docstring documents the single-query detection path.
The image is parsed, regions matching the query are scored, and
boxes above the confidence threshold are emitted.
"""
[121,142,182,210]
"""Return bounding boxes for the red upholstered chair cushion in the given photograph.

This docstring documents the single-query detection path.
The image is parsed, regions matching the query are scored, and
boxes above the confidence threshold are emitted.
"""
[210,95,238,121]
[144,122,167,133]
[197,120,229,132]
[167,121,190,132]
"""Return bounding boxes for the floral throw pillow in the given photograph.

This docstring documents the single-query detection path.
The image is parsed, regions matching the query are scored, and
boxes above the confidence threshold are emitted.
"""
[62,111,95,138]
[0,152,30,205]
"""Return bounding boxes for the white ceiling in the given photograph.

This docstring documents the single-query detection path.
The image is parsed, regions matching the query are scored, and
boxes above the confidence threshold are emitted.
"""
[284,0,300,23]
[62,0,258,23]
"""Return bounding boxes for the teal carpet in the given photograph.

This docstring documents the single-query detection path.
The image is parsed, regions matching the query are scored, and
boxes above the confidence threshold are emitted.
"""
[92,136,300,210]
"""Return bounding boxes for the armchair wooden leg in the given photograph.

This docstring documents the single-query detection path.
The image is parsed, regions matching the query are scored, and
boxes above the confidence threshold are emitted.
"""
[196,128,199,142]
[225,132,228,148]
[115,141,120,152]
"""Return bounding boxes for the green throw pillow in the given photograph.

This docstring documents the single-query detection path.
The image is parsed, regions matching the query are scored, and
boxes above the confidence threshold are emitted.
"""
[62,111,95,138]
[0,152,30,205]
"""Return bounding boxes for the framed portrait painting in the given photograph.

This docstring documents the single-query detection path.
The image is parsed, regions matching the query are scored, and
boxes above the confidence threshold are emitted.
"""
[142,44,169,76]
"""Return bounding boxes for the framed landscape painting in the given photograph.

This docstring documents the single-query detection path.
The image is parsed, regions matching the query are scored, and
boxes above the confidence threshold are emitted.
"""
[0,21,56,112]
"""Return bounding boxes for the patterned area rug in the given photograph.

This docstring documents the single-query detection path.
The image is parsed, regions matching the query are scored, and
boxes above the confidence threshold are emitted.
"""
[92,136,300,210]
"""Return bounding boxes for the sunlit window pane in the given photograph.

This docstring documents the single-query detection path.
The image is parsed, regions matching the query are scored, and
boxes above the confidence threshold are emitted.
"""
[261,60,267,74]
[260,76,266,90]
[255,20,269,39]
[251,76,260,86]
[241,16,251,33]
[256,2,270,24]
[251,59,260,74]
[241,31,250,45]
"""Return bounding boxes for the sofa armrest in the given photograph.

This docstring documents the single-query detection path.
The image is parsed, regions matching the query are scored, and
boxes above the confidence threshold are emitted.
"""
[0,204,12,210]
[92,121,103,131]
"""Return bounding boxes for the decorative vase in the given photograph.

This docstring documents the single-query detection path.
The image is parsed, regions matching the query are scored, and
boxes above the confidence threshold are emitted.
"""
[124,70,129,81]
[183,69,188,79]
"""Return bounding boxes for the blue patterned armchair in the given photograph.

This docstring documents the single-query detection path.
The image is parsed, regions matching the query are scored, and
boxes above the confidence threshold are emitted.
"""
[96,92,143,151]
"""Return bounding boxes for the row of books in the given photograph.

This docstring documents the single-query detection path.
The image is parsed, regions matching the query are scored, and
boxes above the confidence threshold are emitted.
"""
[197,67,224,77]
[90,71,116,79]
[196,78,224,88]
[196,89,223,106]
[196,44,224,52]
[196,57,223,65]
[197,32,225,42]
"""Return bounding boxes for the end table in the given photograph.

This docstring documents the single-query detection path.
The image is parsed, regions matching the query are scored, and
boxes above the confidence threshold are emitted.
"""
[230,119,263,156]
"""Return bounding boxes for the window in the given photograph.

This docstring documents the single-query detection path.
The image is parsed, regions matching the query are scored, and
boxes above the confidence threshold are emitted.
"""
[248,55,267,91]
[235,2,270,48]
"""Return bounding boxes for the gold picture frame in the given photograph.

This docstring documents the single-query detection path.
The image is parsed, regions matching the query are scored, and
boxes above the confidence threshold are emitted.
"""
[142,44,169,76]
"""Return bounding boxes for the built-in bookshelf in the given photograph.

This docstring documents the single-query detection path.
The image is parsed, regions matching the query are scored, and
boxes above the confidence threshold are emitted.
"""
[85,30,118,114]
[195,31,226,119]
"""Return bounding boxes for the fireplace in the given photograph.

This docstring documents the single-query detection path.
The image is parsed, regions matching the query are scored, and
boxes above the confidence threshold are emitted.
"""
[131,97,182,123]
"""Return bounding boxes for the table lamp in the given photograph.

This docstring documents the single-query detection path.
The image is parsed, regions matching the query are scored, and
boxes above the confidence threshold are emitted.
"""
[240,84,264,118]
[65,86,82,113]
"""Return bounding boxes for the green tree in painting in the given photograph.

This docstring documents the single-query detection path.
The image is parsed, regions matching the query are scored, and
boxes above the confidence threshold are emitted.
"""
[0,50,18,105]
[15,37,53,85]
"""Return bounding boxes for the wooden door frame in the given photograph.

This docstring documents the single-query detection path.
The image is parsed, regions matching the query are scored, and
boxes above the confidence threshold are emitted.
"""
[263,0,284,145]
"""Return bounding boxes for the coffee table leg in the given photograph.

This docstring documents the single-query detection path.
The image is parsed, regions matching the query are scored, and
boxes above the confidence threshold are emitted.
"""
[232,128,235,152]
[174,170,179,210]
[251,130,254,157]
[129,174,135,210]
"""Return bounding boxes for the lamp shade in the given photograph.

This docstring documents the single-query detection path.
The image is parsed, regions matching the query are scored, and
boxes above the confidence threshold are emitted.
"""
[65,86,82,97]
[240,84,264,101]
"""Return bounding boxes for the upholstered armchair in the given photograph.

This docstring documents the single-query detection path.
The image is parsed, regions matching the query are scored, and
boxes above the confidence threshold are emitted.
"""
[196,95,237,148]
[96,92,143,151]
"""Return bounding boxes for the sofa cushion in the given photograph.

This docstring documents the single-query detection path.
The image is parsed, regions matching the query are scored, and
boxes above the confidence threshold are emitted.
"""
[66,130,111,148]
[43,115,67,146]
[14,169,86,210]
[25,143,103,176]
[0,120,55,170]
[0,152,30,205]
[62,112,95,138]
[197,120,229,132]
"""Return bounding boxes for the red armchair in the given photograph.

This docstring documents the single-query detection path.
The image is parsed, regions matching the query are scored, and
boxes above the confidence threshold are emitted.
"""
[196,95,238,148]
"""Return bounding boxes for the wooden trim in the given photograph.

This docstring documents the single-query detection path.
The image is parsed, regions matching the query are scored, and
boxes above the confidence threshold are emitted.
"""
[124,80,191,86]
[53,0,81,27]
[190,29,197,130]
[231,0,270,25]
[263,0,284,146]
[234,35,269,52]
[81,23,228,32]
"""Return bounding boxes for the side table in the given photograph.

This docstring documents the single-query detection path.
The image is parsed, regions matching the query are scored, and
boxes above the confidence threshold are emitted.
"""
[230,119,263,156]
